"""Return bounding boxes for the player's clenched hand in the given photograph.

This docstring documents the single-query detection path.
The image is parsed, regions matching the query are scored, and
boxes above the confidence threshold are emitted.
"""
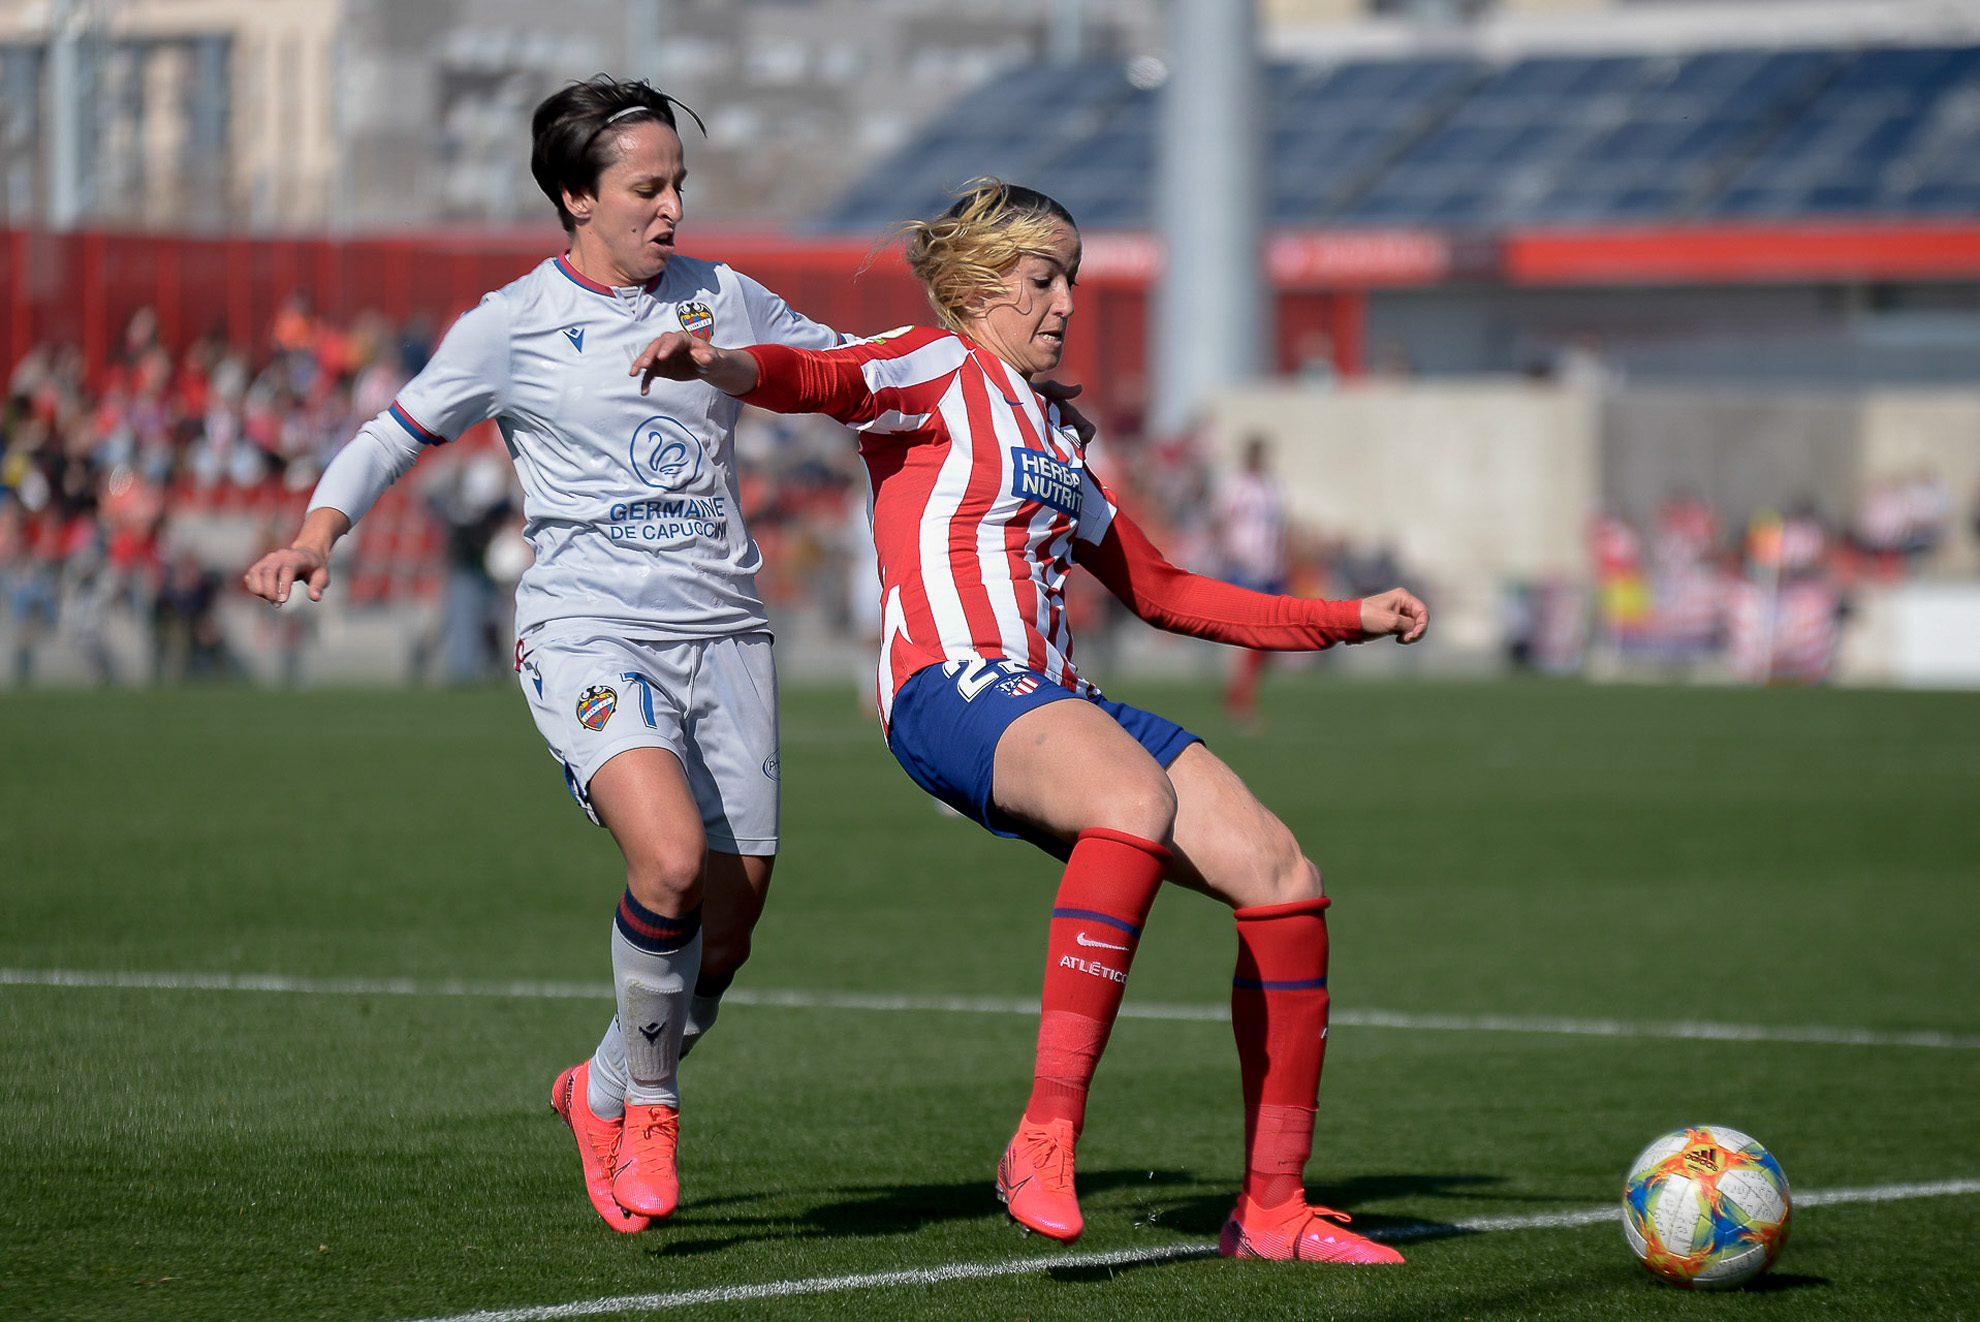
[1359,587,1428,644]
[243,507,349,606]
[631,331,760,397]
[244,545,331,606]
[1033,379,1096,446]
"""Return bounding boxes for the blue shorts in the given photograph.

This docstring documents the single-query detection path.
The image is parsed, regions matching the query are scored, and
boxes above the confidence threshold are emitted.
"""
[887,658,1201,853]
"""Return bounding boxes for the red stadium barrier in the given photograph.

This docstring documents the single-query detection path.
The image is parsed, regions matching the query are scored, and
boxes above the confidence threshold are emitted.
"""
[8,219,1979,431]
[1504,222,1980,286]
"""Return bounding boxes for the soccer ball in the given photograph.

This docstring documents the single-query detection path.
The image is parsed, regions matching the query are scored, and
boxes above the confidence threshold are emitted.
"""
[1622,1125,1791,1290]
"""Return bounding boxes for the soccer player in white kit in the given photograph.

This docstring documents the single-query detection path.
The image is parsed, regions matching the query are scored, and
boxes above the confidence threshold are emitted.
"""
[243,78,840,1233]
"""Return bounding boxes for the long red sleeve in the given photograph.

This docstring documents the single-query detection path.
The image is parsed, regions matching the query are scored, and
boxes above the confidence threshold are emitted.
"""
[1076,508,1368,650]
[739,327,955,427]
[739,343,873,423]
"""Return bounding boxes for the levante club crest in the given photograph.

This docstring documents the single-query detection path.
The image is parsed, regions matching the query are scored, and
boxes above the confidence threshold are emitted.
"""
[576,685,617,731]
[676,301,715,340]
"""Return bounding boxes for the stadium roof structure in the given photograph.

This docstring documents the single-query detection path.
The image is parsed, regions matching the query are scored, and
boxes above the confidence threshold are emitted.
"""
[813,44,1980,235]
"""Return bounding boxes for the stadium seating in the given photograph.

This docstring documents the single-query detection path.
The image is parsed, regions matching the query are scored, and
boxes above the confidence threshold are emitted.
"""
[816,44,1980,230]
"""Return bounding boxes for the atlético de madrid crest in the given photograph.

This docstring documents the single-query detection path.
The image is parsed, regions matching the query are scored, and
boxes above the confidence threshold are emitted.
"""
[676,301,714,341]
[576,685,617,731]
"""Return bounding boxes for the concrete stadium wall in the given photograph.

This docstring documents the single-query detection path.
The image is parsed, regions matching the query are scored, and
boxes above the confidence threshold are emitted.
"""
[1207,380,1980,671]
[1206,383,1600,662]
[1600,388,1862,532]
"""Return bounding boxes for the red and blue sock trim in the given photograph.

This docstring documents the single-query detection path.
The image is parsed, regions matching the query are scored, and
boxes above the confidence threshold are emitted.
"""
[1232,974,1328,990]
[1051,906,1143,940]
[615,889,702,954]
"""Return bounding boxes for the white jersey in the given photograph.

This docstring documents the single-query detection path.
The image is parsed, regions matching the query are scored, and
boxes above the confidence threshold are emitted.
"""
[309,253,838,639]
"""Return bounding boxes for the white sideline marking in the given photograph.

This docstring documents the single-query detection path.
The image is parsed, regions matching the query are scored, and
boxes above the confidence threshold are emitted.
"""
[5,967,1978,1050]
[390,1179,1980,1322]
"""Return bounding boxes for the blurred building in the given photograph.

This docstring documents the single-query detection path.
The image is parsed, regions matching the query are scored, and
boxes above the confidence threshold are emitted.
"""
[0,0,1163,231]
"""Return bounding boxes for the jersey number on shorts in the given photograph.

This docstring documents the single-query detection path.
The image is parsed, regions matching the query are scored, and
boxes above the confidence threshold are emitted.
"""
[620,671,659,726]
[942,656,1031,702]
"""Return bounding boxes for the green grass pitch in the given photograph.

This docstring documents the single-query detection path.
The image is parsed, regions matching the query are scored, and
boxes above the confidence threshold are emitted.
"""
[1,678,1976,1320]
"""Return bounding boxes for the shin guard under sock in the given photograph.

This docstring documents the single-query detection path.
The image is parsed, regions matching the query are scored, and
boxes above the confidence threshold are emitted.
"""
[1231,896,1331,1208]
[612,888,703,1109]
[1025,828,1170,1132]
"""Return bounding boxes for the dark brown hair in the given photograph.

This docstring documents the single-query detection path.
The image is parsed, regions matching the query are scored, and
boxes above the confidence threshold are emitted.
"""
[530,77,705,233]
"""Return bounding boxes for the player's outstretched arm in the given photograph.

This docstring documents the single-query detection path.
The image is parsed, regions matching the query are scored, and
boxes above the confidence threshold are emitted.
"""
[1360,587,1429,644]
[631,331,759,396]
[243,506,352,606]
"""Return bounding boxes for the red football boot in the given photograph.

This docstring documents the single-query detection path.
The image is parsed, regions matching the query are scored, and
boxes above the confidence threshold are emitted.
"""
[612,1102,681,1220]
[996,1117,1083,1242]
[549,1063,651,1234]
[1218,1194,1406,1263]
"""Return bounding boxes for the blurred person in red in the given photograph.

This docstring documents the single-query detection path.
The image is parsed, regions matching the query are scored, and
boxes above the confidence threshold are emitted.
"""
[1215,434,1290,730]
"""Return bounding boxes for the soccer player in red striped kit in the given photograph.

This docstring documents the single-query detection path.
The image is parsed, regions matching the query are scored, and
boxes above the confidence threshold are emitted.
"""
[633,180,1427,1262]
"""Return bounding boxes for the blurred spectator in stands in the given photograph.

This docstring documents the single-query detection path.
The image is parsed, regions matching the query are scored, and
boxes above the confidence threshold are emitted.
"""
[1369,337,1413,381]
[421,445,517,684]
[1855,471,1949,575]
[1555,331,1620,391]
[1215,435,1289,729]
[1503,574,1587,675]
[1650,492,1723,656]
[1291,328,1338,389]
[1590,512,1652,649]
[1730,503,1839,685]
[151,549,231,682]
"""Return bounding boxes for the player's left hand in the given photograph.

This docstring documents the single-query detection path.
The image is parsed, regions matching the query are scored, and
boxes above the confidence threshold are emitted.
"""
[630,332,760,396]
[1360,587,1428,644]
[1033,379,1095,446]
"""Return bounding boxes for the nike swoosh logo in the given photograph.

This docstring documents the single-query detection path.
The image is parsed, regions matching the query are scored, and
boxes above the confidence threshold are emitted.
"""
[1076,931,1128,951]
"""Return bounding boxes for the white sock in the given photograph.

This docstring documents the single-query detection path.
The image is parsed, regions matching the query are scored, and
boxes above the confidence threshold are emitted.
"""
[614,923,701,1109]
[588,1017,628,1120]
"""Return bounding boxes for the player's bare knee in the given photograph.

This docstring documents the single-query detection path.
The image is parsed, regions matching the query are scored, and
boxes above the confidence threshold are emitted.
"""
[623,845,703,913]
[1269,852,1325,905]
[1090,770,1177,844]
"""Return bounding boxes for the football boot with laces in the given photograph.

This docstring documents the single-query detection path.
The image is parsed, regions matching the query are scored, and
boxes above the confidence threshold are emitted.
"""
[995,1117,1084,1242]
[1218,1193,1406,1263]
[612,1102,682,1220]
[549,1063,651,1234]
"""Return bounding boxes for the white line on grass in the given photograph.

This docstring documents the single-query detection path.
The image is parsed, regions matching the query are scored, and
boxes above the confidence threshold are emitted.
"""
[389,1178,1980,1322]
[5,967,1978,1049]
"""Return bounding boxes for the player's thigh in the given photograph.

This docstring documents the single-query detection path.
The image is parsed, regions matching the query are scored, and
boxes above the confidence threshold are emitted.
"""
[589,746,708,897]
[518,629,709,900]
[991,696,1177,844]
[1165,742,1321,910]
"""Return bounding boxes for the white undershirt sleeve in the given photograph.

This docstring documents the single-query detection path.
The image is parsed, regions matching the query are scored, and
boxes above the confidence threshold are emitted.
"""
[305,416,425,524]
[302,292,511,527]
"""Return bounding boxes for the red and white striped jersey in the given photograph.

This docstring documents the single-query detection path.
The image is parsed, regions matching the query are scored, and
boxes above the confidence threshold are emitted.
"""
[748,326,1112,722]
[743,326,1368,726]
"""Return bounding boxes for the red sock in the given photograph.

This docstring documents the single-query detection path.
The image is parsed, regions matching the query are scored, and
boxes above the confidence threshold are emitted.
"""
[1231,896,1330,1209]
[1024,828,1170,1132]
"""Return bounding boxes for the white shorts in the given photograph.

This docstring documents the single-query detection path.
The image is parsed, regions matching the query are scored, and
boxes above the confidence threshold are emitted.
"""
[517,627,779,854]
